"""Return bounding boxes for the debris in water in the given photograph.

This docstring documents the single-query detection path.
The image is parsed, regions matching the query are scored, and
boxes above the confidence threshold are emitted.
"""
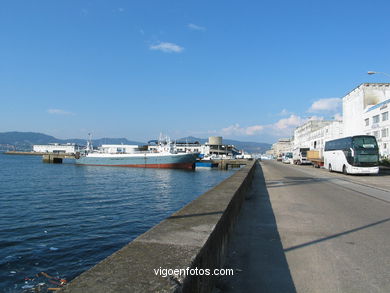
[49,247,59,251]
[10,271,16,274]
[36,272,67,286]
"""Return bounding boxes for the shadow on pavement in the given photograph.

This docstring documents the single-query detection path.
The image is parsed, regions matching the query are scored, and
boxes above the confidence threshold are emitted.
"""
[265,177,332,189]
[216,162,296,293]
[284,217,390,252]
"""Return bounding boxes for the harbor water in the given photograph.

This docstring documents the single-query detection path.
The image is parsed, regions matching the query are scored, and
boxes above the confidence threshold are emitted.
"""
[0,154,236,292]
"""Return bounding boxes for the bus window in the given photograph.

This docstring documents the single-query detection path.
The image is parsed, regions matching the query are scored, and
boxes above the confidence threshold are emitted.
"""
[353,136,378,149]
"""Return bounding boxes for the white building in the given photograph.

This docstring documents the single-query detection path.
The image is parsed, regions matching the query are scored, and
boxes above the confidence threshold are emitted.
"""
[148,136,240,157]
[309,120,344,153]
[33,143,79,154]
[343,83,390,157]
[293,120,334,149]
[271,138,292,157]
[362,100,390,157]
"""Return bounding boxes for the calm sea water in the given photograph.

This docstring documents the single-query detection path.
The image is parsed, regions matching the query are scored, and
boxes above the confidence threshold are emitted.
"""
[0,154,236,292]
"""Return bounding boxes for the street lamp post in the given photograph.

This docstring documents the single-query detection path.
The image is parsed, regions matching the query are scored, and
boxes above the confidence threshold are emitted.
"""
[367,71,390,79]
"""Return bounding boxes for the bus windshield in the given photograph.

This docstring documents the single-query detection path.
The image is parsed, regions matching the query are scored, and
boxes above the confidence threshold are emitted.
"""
[353,136,378,149]
[352,136,379,167]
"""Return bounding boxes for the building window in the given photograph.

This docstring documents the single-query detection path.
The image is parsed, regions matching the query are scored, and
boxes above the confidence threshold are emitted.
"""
[374,131,379,138]
[384,143,387,149]
[382,128,388,138]
[365,118,369,126]
[382,111,388,121]
[373,115,380,124]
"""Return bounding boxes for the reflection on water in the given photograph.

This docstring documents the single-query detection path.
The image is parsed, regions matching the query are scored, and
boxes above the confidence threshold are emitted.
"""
[0,154,235,292]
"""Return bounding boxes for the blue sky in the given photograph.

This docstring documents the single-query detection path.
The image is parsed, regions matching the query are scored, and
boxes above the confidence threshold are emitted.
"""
[1,0,390,143]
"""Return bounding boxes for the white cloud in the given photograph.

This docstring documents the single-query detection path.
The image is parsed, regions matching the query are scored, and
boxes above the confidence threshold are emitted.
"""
[188,23,206,31]
[112,8,125,13]
[221,124,244,136]
[278,108,292,116]
[246,125,265,135]
[308,97,342,112]
[273,114,306,130]
[221,116,302,137]
[222,123,264,136]
[219,114,325,138]
[47,109,74,116]
[150,42,184,53]
[212,111,334,138]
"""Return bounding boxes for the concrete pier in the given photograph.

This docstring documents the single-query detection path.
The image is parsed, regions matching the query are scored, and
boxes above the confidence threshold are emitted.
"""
[61,160,256,293]
[211,159,253,170]
[5,151,75,163]
[5,151,48,156]
[42,153,74,163]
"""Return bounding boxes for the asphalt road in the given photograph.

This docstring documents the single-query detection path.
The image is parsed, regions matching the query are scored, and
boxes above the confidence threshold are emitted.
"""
[217,160,390,293]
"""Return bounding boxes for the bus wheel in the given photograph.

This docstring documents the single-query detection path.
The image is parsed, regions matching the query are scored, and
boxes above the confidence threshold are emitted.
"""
[343,165,348,175]
[329,164,332,172]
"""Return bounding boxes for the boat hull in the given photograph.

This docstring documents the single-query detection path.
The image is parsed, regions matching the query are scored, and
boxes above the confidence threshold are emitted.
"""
[75,153,198,169]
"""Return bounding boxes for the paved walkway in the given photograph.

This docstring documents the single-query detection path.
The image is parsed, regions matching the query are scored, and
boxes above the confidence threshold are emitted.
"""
[216,161,390,293]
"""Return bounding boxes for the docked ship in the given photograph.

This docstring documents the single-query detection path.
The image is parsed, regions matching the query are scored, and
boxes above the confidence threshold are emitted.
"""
[75,136,198,169]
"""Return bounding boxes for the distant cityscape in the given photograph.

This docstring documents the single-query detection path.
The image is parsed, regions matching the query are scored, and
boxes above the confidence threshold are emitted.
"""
[269,83,390,159]
[0,132,272,154]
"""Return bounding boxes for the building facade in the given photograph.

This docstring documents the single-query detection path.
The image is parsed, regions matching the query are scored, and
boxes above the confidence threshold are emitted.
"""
[271,138,292,157]
[309,120,344,154]
[343,83,390,157]
[293,120,334,149]
[362,100,390,157]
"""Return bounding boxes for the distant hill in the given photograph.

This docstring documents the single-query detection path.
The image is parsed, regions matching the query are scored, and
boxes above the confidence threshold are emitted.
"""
[179,136,271,154]
[0,132,271,153]
[0,132,58,150]
[0,132,145,151]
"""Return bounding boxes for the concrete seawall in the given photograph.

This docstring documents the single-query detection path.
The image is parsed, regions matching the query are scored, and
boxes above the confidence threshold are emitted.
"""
[61,160,256,293]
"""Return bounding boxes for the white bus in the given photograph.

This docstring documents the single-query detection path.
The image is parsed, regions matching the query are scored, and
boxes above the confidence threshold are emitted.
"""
[324,135,379,175]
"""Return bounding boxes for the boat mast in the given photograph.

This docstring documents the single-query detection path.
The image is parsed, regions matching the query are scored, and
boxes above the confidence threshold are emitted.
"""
[86,133,93,152]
